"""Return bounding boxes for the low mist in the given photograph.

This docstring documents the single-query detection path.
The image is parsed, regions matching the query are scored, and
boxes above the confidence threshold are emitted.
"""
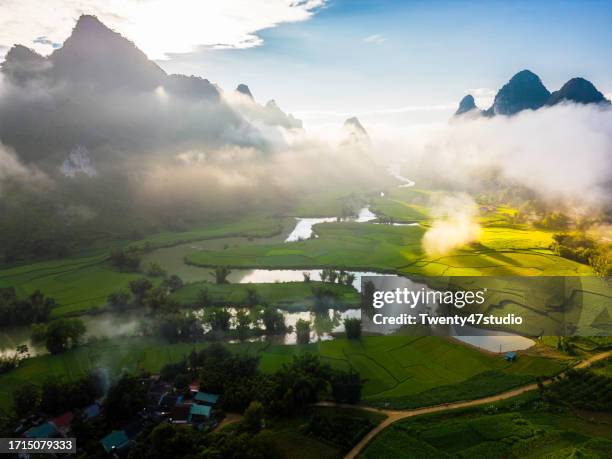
[374,103,612,210]
[422,193,481,256]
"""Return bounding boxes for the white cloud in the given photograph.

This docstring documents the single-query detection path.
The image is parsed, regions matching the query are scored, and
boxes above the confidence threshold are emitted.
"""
[363,34,386,45]
[0,0,326,60]
[467,87,496,108]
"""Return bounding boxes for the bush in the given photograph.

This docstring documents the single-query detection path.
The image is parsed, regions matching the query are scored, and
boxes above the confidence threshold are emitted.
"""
[295,319,311,344]
[344,318,362,339]
[243,401,265,433]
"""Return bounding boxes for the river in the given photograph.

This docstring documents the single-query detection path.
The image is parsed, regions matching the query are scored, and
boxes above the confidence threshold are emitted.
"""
[0,175,534,357]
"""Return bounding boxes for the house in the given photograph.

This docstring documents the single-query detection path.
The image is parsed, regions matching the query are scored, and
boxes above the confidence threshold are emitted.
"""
[50,412,74,436]
[25,422,59,438]
[194,392,219,406]
[188,404,211,424]
[101,430,130,454]
[505,351,517,362]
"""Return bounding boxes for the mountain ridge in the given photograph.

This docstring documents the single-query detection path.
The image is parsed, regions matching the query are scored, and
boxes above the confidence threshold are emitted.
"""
[455,70,610,118]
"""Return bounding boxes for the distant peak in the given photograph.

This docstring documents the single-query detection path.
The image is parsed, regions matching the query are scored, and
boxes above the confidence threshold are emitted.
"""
[73,15,110,34]
[344,117,367,135]
[547,77,610,106]
[455,94,478,116]
[510,69,541,82]
[4,44,43,61]
[236,83,254,100]
[487,69,550,116]
[49,14,166,91]
[1,44,49,83]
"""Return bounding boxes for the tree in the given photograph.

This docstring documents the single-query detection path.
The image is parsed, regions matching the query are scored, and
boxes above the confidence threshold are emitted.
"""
[245,287,259,307]
[243,401,265,433]
[203,308,231,332]
[196,288,211,308]
[261,307,286,334]
[331,370,363,404]
[130,423,197,459]
[104,375,147,423]
[174,373,190,392]
[271,354,331,414]
[147,262,167,277]
[45,319,86,354]
[344,318,362,339]
[107,290,131,312]
[162,275,184,292]
[235,309,251,341]
[211,266,232,284]
[295,319,311,344]
[302,272,311,282]
[13,383,40,418]
[129,278,153,305]
[144,287,170,313]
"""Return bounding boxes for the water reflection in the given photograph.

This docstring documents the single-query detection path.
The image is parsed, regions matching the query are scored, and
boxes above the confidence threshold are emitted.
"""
[285,217,337,242]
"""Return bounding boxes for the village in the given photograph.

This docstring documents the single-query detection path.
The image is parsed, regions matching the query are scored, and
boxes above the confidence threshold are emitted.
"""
[14,374,221,457]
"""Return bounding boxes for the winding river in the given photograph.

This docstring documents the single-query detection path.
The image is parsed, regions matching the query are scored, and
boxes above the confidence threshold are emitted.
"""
[0,171,535,357]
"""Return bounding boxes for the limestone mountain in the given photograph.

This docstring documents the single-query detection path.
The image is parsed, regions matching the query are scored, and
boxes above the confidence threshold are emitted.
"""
[47,15,167,91]
[344,117,368,137]
[455,95,480,116]
[547,77,610,106]
[457,70,609,119]
[0,15,250,164]
[485,70,550,116]
[342,117,371,149]
[236,84,254,100]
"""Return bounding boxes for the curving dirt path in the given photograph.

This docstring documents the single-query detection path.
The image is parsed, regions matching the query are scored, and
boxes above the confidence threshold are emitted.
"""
[316,350,611,459]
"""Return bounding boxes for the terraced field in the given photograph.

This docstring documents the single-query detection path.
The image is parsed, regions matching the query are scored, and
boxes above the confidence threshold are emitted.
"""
[255,335,565,407]
[185,222,592,277]
[359,403,612,458]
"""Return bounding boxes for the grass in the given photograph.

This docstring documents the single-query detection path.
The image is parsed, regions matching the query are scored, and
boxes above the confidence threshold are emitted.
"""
[252,335,564,406]
[171,281,360,311]
[0,218,286,317]
[186,222,426,272]
[359,406,612,458]
[264,406,387,458]
[0,335,564,413]
[369,188,431,222]
[185,222,593,277]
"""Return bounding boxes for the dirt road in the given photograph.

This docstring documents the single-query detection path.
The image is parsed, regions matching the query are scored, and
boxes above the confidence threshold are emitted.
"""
[318,350,611,459]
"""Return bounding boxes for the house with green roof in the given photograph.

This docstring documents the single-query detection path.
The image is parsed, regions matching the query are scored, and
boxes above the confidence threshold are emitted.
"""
[100,430,130,453]
[194,391,219,406]
[188,404,211,424]
[25,422,59,438]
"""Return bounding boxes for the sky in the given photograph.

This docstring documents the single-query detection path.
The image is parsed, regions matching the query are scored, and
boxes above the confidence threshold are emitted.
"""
[1,0,611,127]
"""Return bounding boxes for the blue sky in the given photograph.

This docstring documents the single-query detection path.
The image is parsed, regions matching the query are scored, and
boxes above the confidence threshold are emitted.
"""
[160,0,612,122]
